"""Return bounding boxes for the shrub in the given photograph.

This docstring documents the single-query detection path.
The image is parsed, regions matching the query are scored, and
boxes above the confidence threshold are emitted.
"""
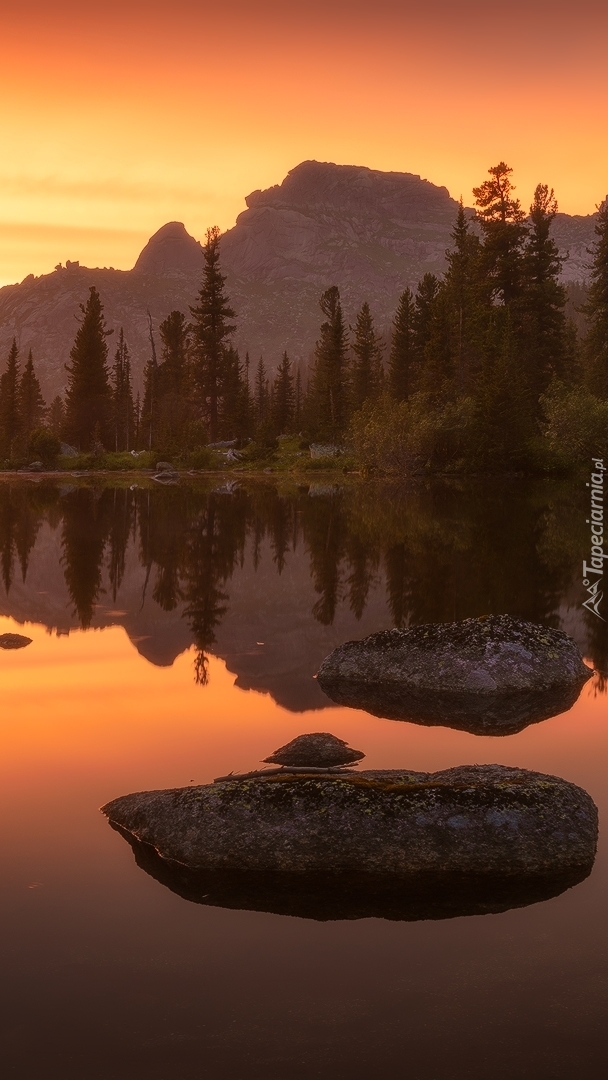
[541,383,608,465]
[28,427,61,465]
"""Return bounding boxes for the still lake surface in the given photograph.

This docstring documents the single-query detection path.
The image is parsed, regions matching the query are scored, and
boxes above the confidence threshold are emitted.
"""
[0,475,606,1079]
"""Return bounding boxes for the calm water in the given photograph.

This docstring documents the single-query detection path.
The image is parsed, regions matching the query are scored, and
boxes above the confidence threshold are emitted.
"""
[0,476,606,1079]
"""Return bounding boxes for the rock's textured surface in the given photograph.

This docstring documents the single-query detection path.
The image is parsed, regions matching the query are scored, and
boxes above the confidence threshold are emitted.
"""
[0,632,32,649]
[263,732,365,767]
[102,765,598,878]
[316,615,592,705]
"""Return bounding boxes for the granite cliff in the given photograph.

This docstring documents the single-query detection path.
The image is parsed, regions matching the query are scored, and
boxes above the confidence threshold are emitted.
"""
[0,161,600,400]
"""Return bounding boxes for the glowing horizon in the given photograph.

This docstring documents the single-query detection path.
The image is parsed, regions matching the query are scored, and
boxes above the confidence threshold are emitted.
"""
[1,0,607,286]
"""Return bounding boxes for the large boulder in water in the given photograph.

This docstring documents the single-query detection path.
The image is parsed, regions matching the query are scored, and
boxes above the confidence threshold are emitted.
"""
[0,633,32,650]
[316,616,593,735]
[102,765,597,883]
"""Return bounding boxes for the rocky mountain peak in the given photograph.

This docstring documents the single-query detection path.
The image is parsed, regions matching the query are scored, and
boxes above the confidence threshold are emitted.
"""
[133,221,204,276]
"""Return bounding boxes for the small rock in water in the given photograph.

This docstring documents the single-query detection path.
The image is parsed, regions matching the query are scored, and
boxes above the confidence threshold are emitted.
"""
[263,732,365,768]
[0,633,33,650]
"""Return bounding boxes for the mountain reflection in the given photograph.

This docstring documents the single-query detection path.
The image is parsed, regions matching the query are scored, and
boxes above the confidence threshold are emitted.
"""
[0,477,605,705]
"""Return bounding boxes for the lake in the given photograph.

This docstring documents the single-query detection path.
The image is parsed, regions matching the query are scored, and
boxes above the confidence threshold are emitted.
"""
[0,475,606,1079]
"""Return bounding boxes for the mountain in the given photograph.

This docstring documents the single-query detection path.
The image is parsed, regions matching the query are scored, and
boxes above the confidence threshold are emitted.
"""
[0,161,600,400]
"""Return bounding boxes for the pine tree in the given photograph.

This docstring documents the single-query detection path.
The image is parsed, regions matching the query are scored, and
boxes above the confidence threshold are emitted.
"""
[294,366,303,429]
[18,350,46,446]
[272,352,295,433]
[521,184,570,398]
[63,287,112,450]
[156,310,191,449]
[350,302,383,412]
[190,226,236,441]
[48,396,65,438]
[442,200,484,394]
[111,329,135,451]
[584,198,608,395]
[0,340,21,459]
[389,288,415,401]
[254,356,269,429]
[140,311,158,450]
[473,162,527,306]
[221,346,250,439]
[311,286,349,440]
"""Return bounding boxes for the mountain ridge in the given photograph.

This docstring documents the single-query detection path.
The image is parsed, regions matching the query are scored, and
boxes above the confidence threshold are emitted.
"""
[0,160,600,400]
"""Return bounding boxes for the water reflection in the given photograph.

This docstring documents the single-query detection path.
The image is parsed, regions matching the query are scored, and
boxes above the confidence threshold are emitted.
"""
[115,826,595,922]
[0,477,605,707]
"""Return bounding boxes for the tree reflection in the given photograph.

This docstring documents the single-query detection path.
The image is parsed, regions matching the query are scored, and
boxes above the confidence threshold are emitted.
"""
[1,476,605,691]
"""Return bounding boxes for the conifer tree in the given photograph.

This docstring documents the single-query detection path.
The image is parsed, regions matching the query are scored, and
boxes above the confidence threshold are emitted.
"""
[389,288,415,400]
[350,302,383,411]
[140,311,158,450]
[521,184,570,398]
[48,396,65,438]
[442,200,484,393]
[254,356,269,429]
[190,226,236,441]
[294,366,303,429]
[0,339,21,459]
[111,329,135,451]
[220,346,250,438]
[311,286,349,440]
[19,350,46,443]
[63,287,112,450]
[584,198,608,395]
[473,162,527,305]
[272,352,295,433]
[156,310,191,449]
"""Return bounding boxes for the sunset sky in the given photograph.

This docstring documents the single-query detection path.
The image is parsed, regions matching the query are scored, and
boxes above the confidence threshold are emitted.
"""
[1,0,607,286]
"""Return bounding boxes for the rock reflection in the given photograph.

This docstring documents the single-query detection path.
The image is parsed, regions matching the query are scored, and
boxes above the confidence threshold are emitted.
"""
[316,678,589,736]
[115,826,594,922]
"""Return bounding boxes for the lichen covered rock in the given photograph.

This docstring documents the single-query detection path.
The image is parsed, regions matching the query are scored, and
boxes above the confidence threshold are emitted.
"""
[315,616,593,732]
[0,633,32,650]
[263,732,364,767]
[102,765,597,879]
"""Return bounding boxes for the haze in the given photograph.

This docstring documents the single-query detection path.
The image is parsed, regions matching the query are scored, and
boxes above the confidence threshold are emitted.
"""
[1,0,607,285]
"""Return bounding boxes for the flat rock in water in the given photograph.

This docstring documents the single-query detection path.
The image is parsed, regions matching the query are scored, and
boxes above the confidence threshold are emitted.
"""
[0,633,33,650]
[315,616,593,733]
[102,765,597,882]
[263,732,365,767]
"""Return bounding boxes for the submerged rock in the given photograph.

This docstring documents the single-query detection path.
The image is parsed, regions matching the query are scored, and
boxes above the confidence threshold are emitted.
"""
[0,633,32,650]
[316,616,593,734]
[263,732,365,768]
[102,765,597,882]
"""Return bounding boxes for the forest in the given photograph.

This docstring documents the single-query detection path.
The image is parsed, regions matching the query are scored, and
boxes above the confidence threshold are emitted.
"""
[0,162,607,474]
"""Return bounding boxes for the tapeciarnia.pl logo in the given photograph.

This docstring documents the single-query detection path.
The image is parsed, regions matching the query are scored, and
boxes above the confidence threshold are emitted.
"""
[582,457,606,621]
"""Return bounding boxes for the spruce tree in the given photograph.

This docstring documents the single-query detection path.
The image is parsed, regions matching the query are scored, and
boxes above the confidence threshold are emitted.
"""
[140,312,158,450]
[190,226,236,441]
[48,396,65,438]
[0,340,21,460]
[584,198,608,395]
[389,288,415,401]
[311,286,349,440]
[350,302,383,411]
[63,287,112,450]
[442,200,484,394]
[254,356,269,429]
[272,352,295,433]
[156,310,191,449]
[521,184,570,398]
[19,350,46,444]
[111,329,135,451]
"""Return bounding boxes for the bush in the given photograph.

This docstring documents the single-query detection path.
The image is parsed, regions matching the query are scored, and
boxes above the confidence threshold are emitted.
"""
[348,392,477,474]
[541,383,608,465]
[28,427,61,465]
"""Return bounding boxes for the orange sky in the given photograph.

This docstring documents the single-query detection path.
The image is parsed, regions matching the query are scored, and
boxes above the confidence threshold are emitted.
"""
[1,0,607,286]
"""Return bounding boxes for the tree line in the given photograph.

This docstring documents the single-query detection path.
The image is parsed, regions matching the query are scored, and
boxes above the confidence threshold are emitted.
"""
[1,164,607,469]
